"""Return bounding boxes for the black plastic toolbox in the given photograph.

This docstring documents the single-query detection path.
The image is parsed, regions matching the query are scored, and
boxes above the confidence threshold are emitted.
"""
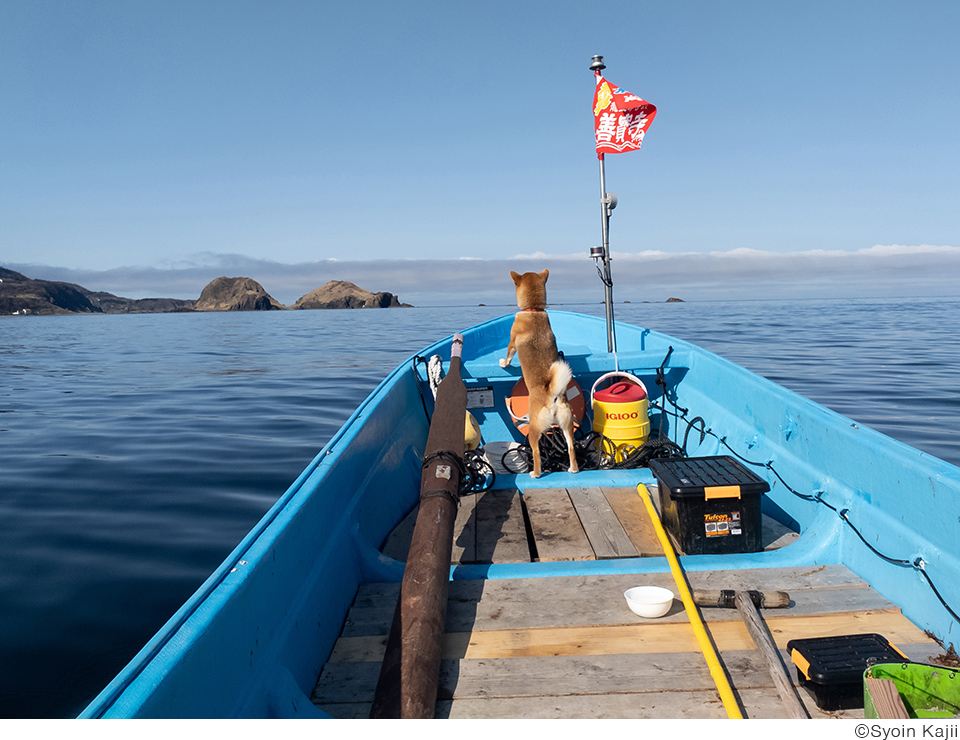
[648,456,769,555]
[786,633,909,711]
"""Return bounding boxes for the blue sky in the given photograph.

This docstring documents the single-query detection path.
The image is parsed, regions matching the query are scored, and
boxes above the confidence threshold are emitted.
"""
[2,0,958,306]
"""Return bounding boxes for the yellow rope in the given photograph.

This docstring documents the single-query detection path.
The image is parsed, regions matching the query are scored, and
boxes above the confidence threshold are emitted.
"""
[636,483,744,719]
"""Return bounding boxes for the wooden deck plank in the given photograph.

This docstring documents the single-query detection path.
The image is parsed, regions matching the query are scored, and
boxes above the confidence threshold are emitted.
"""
[436,690,744,720]
[316,694,736,720]
[448,610,930,660]
[340,583,898,637]
[438,685,862,720]
[864,677,910,719]
[313,660,382,704]
[762,514,801,550]
[567,486,639,559]
[475,488,530,563]
[439,650,773,699]
[317,689,863,720]
[316,685,864,720]
[522,488,596,562]
[328,609,929,663]
[340,565,893,637]
[452,492,478,564]
[315,650,770,705]
[437,565,872,608]
[601,486,664,556]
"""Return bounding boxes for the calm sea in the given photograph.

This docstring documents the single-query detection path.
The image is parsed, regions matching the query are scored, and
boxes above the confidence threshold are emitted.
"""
[1,297,958,718]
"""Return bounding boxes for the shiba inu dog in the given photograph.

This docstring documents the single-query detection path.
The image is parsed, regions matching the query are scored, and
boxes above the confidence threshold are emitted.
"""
[499,269,579,478]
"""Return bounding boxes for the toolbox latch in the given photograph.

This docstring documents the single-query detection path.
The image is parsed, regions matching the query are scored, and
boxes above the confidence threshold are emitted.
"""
[791,649,811,680]
[704,485,741,500]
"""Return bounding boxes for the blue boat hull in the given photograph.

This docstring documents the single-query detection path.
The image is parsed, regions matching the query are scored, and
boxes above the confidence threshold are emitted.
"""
[80,312,960,718]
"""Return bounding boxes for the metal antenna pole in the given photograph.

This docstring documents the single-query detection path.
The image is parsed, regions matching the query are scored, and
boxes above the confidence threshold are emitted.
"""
[591,54,617,355]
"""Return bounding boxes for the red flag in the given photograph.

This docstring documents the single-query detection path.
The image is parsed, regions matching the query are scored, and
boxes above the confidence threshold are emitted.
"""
[593,75,657,157]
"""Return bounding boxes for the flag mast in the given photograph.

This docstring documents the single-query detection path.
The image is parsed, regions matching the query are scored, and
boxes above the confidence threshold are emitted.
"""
[589,56,657,357]
[590,54,618,355]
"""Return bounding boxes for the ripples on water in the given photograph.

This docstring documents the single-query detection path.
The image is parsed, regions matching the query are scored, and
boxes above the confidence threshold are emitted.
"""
[610,297,960,466]
[0,297,957,717]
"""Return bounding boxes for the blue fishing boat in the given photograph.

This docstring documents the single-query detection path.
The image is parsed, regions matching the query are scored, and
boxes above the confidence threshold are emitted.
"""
[79,309,960,719]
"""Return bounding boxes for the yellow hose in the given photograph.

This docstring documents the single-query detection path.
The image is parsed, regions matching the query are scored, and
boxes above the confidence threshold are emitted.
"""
[636,483,744,719]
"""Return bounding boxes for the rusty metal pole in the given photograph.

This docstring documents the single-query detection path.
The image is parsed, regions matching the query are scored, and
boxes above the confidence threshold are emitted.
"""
[370,333,466,719]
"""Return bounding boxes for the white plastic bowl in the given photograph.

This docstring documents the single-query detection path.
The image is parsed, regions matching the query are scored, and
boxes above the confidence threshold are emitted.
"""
[624,586,675,618]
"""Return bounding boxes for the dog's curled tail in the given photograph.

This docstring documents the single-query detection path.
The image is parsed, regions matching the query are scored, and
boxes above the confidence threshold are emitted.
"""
[548,360,573,400]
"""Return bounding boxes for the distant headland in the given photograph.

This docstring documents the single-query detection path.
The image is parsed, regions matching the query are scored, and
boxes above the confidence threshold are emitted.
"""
[0,267,412,315]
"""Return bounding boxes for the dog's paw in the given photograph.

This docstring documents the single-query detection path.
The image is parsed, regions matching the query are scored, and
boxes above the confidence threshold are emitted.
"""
[529,470,540,479]
[499,357,508,368]
[568,465,579,474]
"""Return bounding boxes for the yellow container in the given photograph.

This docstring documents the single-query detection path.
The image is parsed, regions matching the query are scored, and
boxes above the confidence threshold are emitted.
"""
[591,372,650,461]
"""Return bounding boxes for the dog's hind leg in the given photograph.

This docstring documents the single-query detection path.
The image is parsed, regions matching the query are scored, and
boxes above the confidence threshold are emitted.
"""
[563,429,579,473]
[528,425,542,478]
[558,406,579,474]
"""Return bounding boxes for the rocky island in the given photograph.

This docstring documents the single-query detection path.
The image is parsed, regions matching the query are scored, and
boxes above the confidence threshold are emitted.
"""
[194,277,284,312]
[0,267,411,315]
[292,280,405,310]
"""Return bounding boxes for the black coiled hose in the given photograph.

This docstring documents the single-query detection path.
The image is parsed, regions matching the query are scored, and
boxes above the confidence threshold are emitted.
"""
[501,428,683,475]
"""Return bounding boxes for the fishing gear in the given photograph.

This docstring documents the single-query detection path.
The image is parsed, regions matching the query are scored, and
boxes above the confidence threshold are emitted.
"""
[414,355,494,494]
[500,427,682,475]
[461,448,495,494]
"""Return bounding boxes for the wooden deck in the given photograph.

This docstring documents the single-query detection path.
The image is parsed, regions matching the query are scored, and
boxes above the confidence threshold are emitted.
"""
[312,488,942,719]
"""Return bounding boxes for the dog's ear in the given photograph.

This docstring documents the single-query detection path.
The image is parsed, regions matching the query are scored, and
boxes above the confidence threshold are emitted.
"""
[539,269,549,283]
[510,271,522,285]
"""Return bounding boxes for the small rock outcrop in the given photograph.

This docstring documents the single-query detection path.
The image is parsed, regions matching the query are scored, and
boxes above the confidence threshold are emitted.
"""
[84,292,195,313]
[194,277,283,312]
[292,280,406,310]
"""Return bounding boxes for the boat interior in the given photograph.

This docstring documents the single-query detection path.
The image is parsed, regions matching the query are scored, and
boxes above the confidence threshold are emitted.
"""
[308,315,954,719]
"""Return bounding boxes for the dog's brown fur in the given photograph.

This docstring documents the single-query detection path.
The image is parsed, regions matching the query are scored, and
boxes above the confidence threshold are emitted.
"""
[499,269,579,478]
